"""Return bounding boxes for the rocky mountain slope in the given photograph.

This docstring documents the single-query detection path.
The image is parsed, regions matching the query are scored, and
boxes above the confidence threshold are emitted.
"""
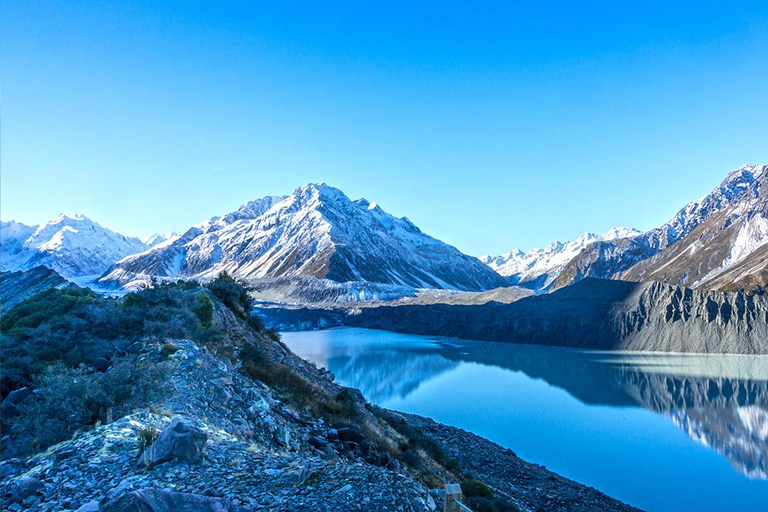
[0,279,638,512]
[0,266,69,311]
[552,164,768,292]
[480,228,640,292]
[620,165,768,292]
[0,215,147,279]
[346,278,768,354]
[102,183,507,292]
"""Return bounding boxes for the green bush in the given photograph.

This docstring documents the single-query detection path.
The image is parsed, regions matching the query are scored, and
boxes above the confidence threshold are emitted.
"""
[137,424,161,452]
[206,272,252,319]
[161,342,180,356]
[195,294,214,328]
[8,357,170,455]
[462,479,493,499]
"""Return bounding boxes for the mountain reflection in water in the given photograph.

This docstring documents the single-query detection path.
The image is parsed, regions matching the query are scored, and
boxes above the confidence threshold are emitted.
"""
[284,328,768,481]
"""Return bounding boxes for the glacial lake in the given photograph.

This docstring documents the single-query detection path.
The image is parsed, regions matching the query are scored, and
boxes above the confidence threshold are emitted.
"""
[283,327,768,512]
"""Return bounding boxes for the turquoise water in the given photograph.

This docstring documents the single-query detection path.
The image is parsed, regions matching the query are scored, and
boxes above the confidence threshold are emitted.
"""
[283,327,768,512]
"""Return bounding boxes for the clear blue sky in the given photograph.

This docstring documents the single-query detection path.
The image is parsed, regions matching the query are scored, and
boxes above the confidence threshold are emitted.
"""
[2,1,767,255]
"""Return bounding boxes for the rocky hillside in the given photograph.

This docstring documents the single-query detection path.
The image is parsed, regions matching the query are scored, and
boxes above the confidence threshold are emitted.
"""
[347,278,768,354]
[0,266,69,311]
[553,164,768,292]
[101,183,507,292]
[0,215,147,279]
[0,278,637,512]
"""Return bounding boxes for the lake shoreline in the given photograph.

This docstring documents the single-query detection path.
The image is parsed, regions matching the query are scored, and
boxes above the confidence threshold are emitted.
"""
[400,411,644,512]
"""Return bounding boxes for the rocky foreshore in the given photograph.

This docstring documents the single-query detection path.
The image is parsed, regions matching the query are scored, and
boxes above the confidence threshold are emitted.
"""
[402,414,642,512]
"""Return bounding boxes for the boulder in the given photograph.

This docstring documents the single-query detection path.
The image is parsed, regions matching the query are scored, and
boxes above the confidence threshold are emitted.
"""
[332,422,364,444]
[138,418,207,468]
[9,476,43,504]
[101,487,238,512]
[1,387,34,417]
[75,501,100,512]
[0,458,23,479]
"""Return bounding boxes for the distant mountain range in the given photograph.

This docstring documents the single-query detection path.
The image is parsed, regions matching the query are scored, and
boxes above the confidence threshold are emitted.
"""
[484,164,768,294]
[1,164,766,295]
[479,227,641,291]
[0,214,148,278]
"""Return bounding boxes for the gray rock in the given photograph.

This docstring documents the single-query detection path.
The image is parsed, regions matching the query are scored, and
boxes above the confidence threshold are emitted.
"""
[348,278,768,354]
[1,387,34,417]
[75,500,100,512]
[138,418,207,468]
[100,487,238,512]
[9,476,43,504]
[0,459,23,479]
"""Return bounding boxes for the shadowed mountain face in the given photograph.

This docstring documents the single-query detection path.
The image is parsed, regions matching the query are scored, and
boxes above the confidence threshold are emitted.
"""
[286,331,768,480]
[346,278,768,354]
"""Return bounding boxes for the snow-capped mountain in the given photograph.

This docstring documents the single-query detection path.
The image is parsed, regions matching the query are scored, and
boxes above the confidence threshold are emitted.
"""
[101,183,508,291]
[619,164,768,291]
[480,227,641,292]
[553,164,768,292]
[142,231,179,248]
[0,214,147,278]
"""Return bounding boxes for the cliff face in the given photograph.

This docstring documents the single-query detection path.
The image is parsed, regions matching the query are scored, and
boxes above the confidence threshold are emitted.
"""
[347,279,768,354]
[612,281,768,353]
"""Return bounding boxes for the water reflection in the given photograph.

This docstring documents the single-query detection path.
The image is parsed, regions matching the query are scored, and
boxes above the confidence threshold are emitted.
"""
[285,328,768,480]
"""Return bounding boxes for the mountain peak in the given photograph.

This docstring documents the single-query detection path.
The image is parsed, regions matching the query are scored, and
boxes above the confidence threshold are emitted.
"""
[104,183,506,291]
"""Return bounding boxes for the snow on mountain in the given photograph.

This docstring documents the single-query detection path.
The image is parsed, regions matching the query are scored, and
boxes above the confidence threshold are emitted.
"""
[102,183,508,291]
[619,164,768,291]
[552,164,768,292]
[480,227,641,292]
[143,231,179,247]
[0,214,148,278]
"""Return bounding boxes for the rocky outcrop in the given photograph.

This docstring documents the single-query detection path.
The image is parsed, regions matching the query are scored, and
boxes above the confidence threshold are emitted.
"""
[0,266,69,311]
[100,487,239,512]
[347,278,768,354]
[137,418,208,468]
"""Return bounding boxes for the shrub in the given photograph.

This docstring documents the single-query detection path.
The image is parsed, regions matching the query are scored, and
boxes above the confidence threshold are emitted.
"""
[462,479,493,499]
[206,272,252,319]
[161,342,180,357]
[372,407,459,472]
[6,356,170,456]
[465,496,521,512]
[195,294,214,328]
[137,424,161,452]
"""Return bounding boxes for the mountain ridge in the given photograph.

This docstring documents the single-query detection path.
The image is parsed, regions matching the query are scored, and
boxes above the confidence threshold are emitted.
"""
[101,183,508,292]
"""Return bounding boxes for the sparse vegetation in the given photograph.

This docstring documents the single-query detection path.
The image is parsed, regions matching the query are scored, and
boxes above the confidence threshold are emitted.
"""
[161,342,180,356]
[136,424,161,452]
[7,357,169,455]
[460,478,520,512]
[461,479,493,499]
[372,407,459,473]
